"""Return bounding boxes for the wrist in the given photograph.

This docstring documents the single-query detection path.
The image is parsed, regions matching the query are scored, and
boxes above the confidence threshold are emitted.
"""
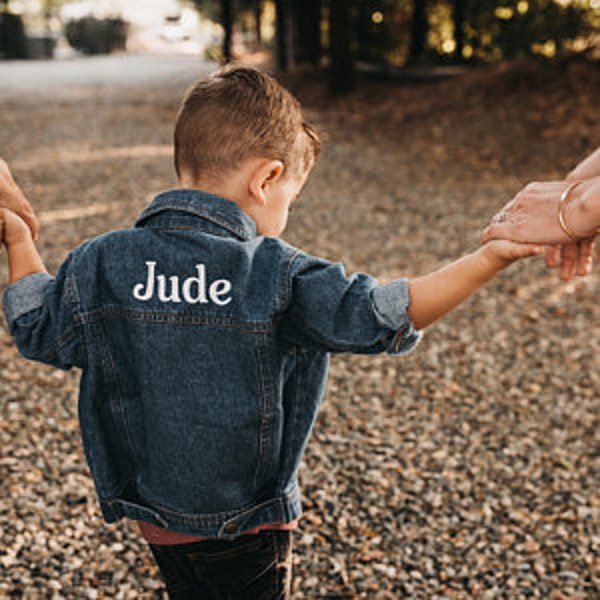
[565,178,600,237]
[478,244,512,272]
[5,233,34,250]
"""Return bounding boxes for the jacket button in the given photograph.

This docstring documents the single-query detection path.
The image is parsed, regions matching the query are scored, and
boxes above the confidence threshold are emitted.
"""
[224,522,238,534]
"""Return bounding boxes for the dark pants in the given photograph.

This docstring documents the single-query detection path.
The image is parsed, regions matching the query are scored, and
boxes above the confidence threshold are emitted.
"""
[149,530,293,599]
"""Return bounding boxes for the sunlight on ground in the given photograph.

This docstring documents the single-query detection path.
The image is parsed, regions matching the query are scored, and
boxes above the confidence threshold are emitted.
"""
[37,201,119,225]
[15,145,173,170]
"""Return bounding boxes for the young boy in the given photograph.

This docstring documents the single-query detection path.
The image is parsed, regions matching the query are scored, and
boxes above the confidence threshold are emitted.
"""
[0,65,542,599]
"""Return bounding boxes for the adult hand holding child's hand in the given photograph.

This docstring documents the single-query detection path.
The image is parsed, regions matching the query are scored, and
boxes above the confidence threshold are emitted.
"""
[481,238,545,269]
[0,158,39,241]
[481,147,600,281]
[481,176,600,280]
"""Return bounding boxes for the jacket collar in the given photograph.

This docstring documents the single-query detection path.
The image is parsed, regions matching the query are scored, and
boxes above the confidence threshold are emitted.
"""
[135,189,257,241]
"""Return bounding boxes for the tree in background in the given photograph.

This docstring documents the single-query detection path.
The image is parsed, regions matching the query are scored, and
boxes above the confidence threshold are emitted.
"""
[329,0,355,92]
[464,0,595,62]
[275,0,322,70]
[274,0,291,69]
[221,0,233,61]
[451,0,466,61]
[0,0,27,58]
[188,0,232,61]
[357,0,595,65]
[295,0,322,65]
[252,0,263,46]
[408,0,428,63]
[188,0,598,94]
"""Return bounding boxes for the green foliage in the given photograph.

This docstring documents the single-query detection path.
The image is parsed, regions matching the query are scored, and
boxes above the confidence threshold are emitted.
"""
[355,0,414,65]
[186,0,595,73]
[204,41,223,60]
[186,0,262,25]
[460,0,594,61]
[186,0,222,22]
[40,0,72,18]
[0,10,27,58]
[355,0,596,66]
[64,16,128,55]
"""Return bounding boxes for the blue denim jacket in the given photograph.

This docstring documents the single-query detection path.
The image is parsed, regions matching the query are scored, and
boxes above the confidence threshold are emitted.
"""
[3,189,420,538]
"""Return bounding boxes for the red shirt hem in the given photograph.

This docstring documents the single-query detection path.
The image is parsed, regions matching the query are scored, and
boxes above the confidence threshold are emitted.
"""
[138,519,299,545]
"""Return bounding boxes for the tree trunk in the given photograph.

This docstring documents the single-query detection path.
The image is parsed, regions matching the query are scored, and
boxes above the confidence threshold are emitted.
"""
[452,0,465,61]
[254,1,262,47]
[409,0,428,64]
[0,11,27,58]
[294,0,321,65]
[275,0,293,70]
[329,0,354,93]
[221,0,234,63]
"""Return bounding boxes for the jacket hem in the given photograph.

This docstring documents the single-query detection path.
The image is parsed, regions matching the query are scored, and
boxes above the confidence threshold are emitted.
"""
[99,484,302,540]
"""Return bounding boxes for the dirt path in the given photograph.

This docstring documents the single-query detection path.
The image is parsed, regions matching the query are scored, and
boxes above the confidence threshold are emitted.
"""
[1,55,599,598]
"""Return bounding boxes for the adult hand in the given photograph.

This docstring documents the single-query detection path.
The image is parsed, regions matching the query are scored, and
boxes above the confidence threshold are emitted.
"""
[549,147,600,278]
[0,159,39,240]
[567,147,600,181]
[543,239,595,281]
[481,178,600,280]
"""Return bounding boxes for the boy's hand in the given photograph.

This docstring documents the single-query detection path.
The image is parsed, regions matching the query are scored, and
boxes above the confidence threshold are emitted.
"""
[481,239,544,270]
[0,159,39,240]
[0,207,33,248]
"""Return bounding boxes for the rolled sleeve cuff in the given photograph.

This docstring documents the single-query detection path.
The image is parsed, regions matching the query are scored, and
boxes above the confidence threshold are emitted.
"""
[3,272,53,328]
[372,278,422,356]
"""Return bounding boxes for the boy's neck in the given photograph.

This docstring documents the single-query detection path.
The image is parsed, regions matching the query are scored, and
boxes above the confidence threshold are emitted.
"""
[177,173,266,235]
[178,176,242,206]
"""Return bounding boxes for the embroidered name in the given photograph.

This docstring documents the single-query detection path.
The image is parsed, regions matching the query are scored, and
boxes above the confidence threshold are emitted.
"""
[132,261,232,306]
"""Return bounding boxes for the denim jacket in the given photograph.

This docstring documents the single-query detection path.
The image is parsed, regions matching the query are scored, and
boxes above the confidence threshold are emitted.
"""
[3,189,420,538]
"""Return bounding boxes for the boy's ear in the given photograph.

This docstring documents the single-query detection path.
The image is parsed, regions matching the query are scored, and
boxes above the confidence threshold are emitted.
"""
[249,159,284,206]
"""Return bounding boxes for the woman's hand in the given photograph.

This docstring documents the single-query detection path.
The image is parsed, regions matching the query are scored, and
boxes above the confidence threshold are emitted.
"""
[0,159,39,240]
[567,147,600,181]
[544,240,596,281]
[481,177,600,280]
[0,207,33,248]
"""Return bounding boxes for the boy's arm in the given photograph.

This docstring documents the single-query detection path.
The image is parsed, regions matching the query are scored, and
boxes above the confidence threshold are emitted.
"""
[1,208,47,283]
[1,208,82,369]
[407,240,542,330]
[280,239,540,357]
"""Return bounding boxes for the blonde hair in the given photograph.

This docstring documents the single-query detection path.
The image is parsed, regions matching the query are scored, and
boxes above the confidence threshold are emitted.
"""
[174,65,320,181]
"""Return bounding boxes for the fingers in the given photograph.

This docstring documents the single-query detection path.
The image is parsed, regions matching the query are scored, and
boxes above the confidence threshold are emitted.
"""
[547,239,597,278]
[480,225,493,244]
[545,245,561,268]
[576,238,595,277]
[559,242,578,281]
[0,188,39,240]
[0,158,10,177]
[18,201,39,241]
[0,159,39,240]
[480,222,522,244]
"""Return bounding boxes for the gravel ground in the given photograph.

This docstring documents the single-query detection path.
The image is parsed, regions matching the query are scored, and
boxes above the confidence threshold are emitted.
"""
[1,55,599,598]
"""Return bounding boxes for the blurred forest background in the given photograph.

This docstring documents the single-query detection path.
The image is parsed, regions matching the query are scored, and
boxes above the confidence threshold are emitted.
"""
[1,1,599,91]
[190,0,600,92]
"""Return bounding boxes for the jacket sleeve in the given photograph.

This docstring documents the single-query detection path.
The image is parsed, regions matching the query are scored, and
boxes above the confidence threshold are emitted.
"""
[279,252,422,355]
[2,255,83,370]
